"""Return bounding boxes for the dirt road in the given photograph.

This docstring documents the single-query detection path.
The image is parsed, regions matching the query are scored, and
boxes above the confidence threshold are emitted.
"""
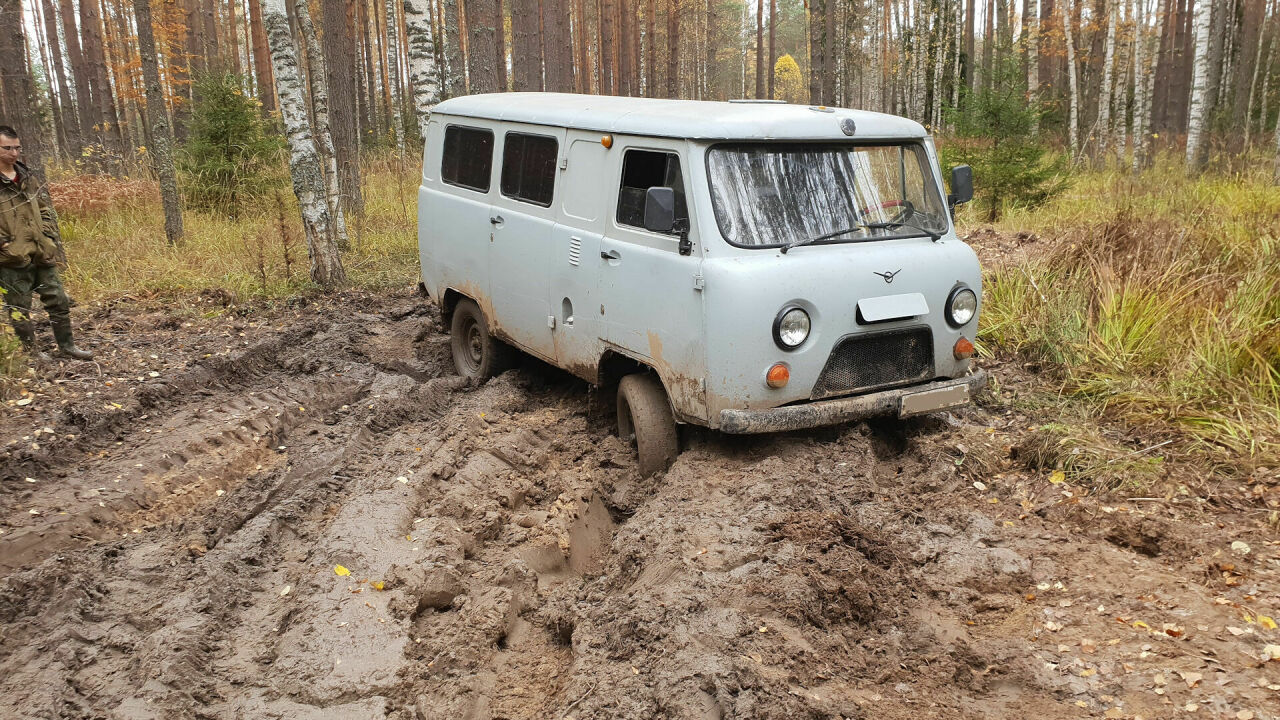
[2,290,1277,719]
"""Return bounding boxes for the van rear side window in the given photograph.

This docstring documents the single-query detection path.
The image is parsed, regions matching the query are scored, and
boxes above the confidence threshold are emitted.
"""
[617,150,687,234]
[441,126,494,192]
[500,133,558,207]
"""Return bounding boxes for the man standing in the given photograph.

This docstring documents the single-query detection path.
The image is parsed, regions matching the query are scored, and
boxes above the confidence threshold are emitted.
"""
[0,125,92,360]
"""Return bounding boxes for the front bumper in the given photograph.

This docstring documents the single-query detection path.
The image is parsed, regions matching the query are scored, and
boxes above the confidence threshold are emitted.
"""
[717,370,988,434]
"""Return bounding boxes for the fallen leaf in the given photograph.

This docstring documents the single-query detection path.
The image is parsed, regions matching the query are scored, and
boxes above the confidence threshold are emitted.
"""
[1132,620,1150,630]
[1104,709,1124,719]
[1231,541,1251,555]
[280,585,292,597]
[1180,671,1203,689]
[1044,621,1064,632]
[1226,626,1246,636]
[1153,673,1167,686]
[334,565,351,577]
[1184,703,1198,712]
[973,481,987,491]
[1237,711,1255,720]
[1262,644,1280,661]
[1081,639,1098,654]
[15,397,32,406]
[372,581,385,591]
[1080,668,1097,677]
[1259,616,1277,630]
[1049,470,1065,484]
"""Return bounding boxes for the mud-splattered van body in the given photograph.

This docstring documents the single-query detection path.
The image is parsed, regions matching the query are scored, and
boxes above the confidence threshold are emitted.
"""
[419,93,985,464]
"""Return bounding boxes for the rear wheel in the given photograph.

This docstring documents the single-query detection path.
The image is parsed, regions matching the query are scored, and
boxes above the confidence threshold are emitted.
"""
[449,299,513,381]
[617,373,679,476]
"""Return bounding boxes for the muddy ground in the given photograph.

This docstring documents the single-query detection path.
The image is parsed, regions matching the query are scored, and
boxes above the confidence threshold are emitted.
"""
[1,279,1278,719]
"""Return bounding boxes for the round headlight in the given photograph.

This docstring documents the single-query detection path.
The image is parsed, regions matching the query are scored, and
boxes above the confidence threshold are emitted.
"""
[774,307,811,349]
[947,287,978,327]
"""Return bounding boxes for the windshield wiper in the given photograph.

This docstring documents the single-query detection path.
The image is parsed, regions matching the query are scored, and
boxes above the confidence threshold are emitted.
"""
[780,220,941,253]
[861,219,943,242]
[780,226,864,254]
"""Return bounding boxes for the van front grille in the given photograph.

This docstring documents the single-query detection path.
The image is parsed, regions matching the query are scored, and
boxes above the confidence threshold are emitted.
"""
[811,327,934,400]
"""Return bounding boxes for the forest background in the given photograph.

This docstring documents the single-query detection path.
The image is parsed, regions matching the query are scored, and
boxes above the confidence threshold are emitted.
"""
[1,0,1278,481]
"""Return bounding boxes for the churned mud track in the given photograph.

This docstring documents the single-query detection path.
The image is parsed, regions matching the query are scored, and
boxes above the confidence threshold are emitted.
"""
[2,291,1278,719]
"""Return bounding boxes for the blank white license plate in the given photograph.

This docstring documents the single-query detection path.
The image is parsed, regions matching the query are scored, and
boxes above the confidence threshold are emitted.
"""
[899,385,970,418]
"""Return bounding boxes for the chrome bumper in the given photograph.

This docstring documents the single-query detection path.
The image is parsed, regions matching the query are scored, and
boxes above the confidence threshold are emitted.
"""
[717,371,988,434]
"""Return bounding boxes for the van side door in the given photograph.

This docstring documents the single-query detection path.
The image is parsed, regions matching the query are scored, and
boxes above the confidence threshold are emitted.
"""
[548,131,609,377]
[598,141,708,421]
[489,126,567,361]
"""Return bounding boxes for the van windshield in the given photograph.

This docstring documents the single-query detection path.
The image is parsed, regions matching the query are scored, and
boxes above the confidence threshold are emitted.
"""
[706,143,948,248]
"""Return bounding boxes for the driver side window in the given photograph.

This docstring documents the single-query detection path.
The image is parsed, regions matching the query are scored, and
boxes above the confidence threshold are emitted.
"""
[616,150,687,234]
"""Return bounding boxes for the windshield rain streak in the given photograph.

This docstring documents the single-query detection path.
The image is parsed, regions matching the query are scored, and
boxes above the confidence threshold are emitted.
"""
[706,143,948,249]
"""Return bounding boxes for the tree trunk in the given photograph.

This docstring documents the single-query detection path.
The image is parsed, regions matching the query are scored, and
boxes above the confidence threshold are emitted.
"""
[823,0,835,104]
[666,0,679,97]
[1273,97,1280,183]
[466,0,500,93]
[321,0,362,214]
[294,0,350,244]
[402,0,441,135]
[443,0,466,97]
[81,0,125,168]
[808,0,823,104]
[495,0,508,91]
[1131,0,1150,169]
[541,0,572,92]
[768,0,776,99]
[754,0,763,97]
[512,0,543,91]
[620,1,636,95]
[646,0,656,96]
[965,0,976,93]
[248,0,278,113]
[1096,0,1117,157]
[1184,0,1212,169]
[1061,0,1080,159]
[39,0,81,156]
[983,0,994,90]
[601,0,616,94]
[133,0,184,245]
[263,0,347,288]
[1234,0,1265,145]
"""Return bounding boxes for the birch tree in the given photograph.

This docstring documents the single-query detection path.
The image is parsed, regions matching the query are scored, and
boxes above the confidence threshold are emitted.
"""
[384,0,403,150]
[1131,0,1149,170]
[133,0,184,245]
[262,0,348,288]
[405,0,441,137]
[1096,0,1117,158]
[1060,0,1080,160]
[1185,0,1212,170]
[294,0,349,245]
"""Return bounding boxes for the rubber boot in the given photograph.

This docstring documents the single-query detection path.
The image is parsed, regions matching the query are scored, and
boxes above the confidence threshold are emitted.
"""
[14,322,52,363]
[51,317,93,360]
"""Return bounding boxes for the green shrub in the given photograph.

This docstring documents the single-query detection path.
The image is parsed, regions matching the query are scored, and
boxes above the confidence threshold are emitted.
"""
[941,56,1070,221]
[179,73,286,217]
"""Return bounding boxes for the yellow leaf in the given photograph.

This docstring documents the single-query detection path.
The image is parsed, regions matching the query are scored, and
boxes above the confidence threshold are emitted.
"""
[372,581,385,591]
[1049,470,1066,485]
[1260,616,1278,630]
[1132,620,1150,630]
[334,565,350,576]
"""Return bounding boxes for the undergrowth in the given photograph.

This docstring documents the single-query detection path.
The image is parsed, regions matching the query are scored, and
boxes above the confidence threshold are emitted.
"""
[971,154,1280,485]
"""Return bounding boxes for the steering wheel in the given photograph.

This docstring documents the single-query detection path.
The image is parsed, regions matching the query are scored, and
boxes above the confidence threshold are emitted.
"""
[860,199,913,223]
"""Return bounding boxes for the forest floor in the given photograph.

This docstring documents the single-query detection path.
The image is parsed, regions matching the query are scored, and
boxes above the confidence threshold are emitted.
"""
[1,231,1278,720]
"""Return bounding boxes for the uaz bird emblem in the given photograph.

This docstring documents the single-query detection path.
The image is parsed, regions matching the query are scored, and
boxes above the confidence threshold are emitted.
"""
[873,269,901,284]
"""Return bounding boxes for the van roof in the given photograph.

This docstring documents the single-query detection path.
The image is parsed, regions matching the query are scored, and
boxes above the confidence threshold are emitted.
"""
[431,93,928,142]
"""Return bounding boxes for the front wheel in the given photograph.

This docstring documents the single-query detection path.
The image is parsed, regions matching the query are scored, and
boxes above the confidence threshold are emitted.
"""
[617,373,678,476]
[449,299,513,381]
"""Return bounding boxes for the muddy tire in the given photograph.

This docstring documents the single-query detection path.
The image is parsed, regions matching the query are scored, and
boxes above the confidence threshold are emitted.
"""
[450,299,513,381]
[617,373,678,476]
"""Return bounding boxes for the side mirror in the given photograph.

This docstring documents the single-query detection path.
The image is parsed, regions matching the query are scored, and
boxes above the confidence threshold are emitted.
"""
[948,165,973,206]
[643,186,676,233]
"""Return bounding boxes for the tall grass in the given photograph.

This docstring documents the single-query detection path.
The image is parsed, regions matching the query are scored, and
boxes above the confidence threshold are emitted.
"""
[50,153,421,301]
[975,155,1280,471]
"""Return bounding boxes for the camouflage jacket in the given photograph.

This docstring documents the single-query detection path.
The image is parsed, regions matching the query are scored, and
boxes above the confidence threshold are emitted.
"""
[0,162,60,268]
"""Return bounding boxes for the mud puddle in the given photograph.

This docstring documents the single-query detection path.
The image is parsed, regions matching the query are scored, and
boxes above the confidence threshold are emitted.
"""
[1,291,1277,719]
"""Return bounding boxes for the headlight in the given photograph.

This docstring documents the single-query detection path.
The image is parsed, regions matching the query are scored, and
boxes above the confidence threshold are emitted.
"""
[946,287,978,327]
[774,306,811,349]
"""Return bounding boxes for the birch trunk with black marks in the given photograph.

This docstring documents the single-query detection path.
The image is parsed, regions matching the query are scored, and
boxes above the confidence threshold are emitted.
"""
[1184,0,1212,170]
[1061,0,1080,160]
[1131,0,1149,170]
[133,0,184,246]
[263,0,348,288]
[1096,0,1117,158]
[294,0,349,244]
[404,0,441,138]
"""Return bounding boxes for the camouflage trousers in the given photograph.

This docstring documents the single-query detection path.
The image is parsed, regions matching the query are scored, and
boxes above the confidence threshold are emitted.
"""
[0,263,74,350]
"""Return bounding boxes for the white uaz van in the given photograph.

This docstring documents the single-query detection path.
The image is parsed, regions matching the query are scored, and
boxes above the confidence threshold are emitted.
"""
[418,93,987,475]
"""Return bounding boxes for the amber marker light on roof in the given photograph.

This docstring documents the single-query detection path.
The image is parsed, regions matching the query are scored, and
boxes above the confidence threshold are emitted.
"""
[601,135,613,148]
[953,337,975,360]
[766,363,790,389]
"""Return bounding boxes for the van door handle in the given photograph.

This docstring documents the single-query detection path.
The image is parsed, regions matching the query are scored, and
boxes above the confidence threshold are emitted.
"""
[600,249,620,260]
[489,214,503,225]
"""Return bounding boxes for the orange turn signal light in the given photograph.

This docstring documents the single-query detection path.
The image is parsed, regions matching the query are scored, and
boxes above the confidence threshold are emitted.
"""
[601,134,613,148]
[953,336,975,360]
[766,363,790,388]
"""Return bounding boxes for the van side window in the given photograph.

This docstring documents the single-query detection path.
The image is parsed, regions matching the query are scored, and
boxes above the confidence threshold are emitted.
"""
[500,132,558,207]
[616,150,687,234]
[441,125,494,192]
